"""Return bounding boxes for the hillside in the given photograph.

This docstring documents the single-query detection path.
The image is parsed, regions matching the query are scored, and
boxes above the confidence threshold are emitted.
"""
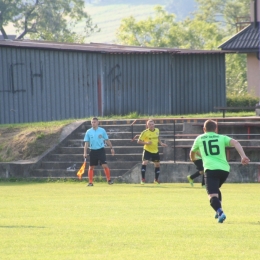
[0,126,63,162]
[3,0,196,43]
[83,0,197,43]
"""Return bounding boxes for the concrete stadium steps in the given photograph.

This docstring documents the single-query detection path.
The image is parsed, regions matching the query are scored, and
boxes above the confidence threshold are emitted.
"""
[76,122,183,132]
[70,130,184,141]
[84,122,184,132]
[45,153,146,162]
[66,139,145,147]
[55,146,163,155]
[31,120,170,178]
[31,169,129,178]
[43,152,163,163]
[164,139,260,162]
[168,139,260,145]
[37,161,136,170]
[31,117,260,179]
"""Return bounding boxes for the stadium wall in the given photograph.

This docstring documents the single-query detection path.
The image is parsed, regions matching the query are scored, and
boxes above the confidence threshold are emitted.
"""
[0,44,226,124]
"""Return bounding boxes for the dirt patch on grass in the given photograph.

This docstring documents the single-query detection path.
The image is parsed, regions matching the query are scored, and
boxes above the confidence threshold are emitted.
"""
[0,126,63,162]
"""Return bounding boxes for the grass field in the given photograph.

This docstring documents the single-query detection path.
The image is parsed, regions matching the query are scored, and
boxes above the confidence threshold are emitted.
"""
[0,182,259,260]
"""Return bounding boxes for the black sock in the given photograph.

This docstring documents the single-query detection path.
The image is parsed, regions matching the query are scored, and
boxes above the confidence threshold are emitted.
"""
[218,190,222,202]
[190,171,200,179]
[210,197,222,212]
[141,165,146,179]
[201,175,205,186]
[155,167,160,180]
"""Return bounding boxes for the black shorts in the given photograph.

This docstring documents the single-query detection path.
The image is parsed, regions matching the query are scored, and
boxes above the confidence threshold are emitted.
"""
[193,159,204,171]
[205,169,229,194]
[142,150,160,162]
[89,148,107,166]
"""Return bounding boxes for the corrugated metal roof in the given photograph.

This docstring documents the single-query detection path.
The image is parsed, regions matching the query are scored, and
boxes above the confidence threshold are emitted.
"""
[219,22,260,52]
[0,39,227,54]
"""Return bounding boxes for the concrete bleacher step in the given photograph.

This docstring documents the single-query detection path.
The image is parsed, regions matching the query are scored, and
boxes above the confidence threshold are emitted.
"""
[45,153,147,161]
[31,117,260,179]
[164,138,260,162]
[66,138,140,147]
[31,119,171,178]
[38,161,136,170]
[73,130,182,140]
[31,168,130,178]
[55,146,162,154]
[76,122,184,135]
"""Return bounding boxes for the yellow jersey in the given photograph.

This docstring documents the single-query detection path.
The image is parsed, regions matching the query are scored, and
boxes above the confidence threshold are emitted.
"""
[138,128,160,153]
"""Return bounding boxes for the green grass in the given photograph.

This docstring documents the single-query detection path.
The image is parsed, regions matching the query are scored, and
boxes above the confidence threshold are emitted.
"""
[0,182,259,260]
[0,111,256,129]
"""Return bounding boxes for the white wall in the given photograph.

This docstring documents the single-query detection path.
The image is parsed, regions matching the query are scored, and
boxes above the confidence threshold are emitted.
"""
[247,53,260,97]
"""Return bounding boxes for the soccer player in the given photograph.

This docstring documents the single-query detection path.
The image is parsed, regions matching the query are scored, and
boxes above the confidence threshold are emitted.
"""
[137,119,168,184]
[189,119,250,223]
[83,117,115,186]
[187,151,205,187]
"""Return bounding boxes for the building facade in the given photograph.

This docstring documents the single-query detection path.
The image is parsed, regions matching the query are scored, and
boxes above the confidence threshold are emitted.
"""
[0,41,226,123]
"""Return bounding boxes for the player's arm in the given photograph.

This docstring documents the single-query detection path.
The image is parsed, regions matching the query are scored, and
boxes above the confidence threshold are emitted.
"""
[196,150,202,158]
[137,139,152,145]
[105,139,115,155]
[189,150,197,162]
[229,139,250,165]
[137,132,151,145]
[158,137,168,147]
[84,141,89,158]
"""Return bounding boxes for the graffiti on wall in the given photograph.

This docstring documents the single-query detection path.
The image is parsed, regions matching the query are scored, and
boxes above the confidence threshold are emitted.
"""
[30,61,43,95]
[107,64,122,85]
[0,61,43,95]
[0,63,26,93]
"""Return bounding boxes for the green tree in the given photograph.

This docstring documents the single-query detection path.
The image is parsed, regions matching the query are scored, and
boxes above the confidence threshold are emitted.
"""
[195,0,251,34]
[225,54,248,94]
[116,5,225,49]
[180,18,224,49]
[116,6,183,47]
[0,0,99,43]
[194,0,251,94]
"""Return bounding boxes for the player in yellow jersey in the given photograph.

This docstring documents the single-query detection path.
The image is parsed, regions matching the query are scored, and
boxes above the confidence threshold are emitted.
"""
[137,119,168,184]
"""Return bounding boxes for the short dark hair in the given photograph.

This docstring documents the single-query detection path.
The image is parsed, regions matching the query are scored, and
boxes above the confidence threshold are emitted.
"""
[204,120,217,132]
[91,117,98,121]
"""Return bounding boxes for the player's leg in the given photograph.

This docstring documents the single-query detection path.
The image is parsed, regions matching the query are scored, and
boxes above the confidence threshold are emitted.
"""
[201,174,205,187]
[190,171,201,179]
[102,164,113,184]
[153,161,160,184]
[152,152,160,184]
[141,150,149,184]
[187,171,200,186]
[100,148,113,185]
[187,159,203,186]
[87,166,94,186]
[88,150,98,186]
[205,170,226,223]
[215,171,229,218]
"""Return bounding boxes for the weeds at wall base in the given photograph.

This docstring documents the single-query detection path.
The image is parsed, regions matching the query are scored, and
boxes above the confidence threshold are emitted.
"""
[0,177,121,183]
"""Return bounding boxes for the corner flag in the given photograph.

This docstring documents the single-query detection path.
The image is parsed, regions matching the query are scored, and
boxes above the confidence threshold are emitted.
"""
[77,158,87,180]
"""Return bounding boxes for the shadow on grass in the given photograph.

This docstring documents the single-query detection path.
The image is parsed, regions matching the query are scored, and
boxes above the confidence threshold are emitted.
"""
[0,178,83,186]
[133,185,169,189]
[225,221,260,225]
[0,225,46,228]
